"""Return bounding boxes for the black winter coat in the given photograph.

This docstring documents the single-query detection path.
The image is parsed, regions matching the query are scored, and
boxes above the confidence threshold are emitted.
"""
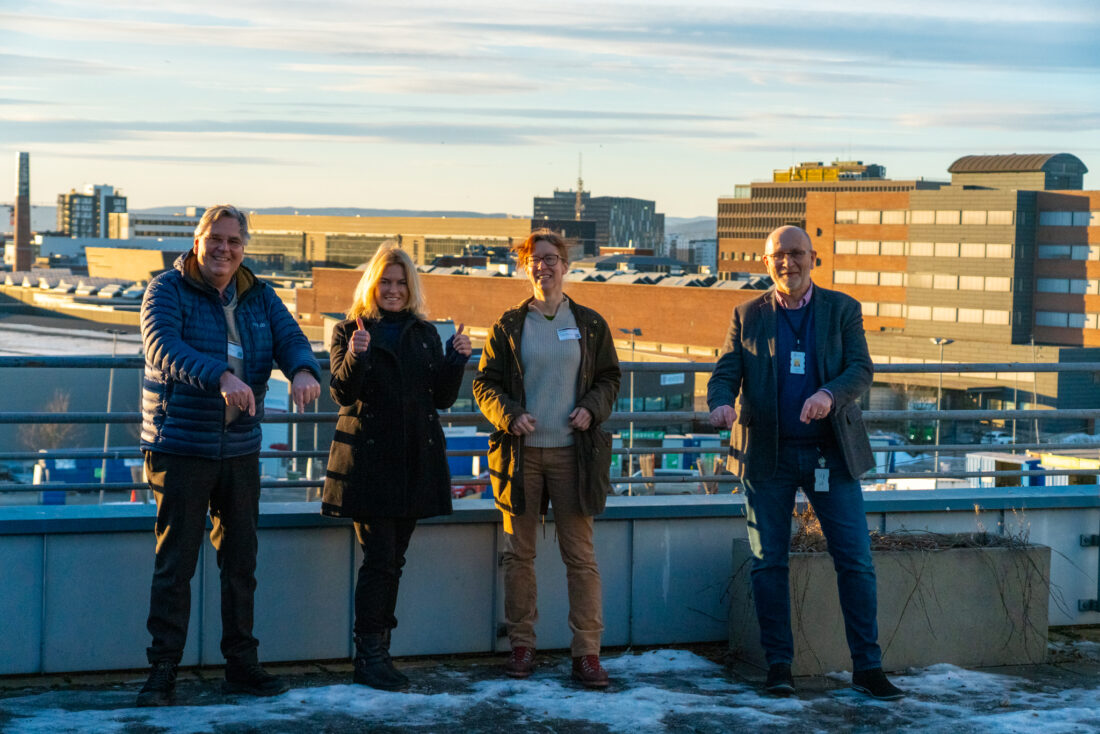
[321,314,467,520]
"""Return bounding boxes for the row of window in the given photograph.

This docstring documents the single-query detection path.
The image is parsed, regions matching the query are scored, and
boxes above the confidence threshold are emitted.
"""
[835,240,1014,258]
[835,271,1012,291]
[1037,244,1100,260]
[1039,211,1100,227]
[1036,278,1100,295]
[859,301,1012,324]
[1035,311,1100,329]
[836,210,1017,226]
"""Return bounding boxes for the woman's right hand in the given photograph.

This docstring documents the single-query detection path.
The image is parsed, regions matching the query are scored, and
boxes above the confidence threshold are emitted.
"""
[510,413,537,436]
[350,317,370,354]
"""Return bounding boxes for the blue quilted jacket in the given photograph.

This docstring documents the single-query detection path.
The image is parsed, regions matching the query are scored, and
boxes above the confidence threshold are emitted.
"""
[139,252,321,458]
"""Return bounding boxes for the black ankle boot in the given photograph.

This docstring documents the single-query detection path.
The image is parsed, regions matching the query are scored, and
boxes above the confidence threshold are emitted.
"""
[353,633,408,691]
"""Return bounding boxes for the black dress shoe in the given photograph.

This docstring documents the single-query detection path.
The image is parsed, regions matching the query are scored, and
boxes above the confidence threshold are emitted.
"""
[852,668,904,700]
[764,663,795,696]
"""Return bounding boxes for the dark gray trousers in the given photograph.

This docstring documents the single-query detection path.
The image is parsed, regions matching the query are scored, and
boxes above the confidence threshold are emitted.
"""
[144,450,261,665]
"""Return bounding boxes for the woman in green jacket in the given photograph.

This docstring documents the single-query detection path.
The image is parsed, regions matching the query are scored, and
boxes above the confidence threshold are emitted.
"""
[473,229,621,688]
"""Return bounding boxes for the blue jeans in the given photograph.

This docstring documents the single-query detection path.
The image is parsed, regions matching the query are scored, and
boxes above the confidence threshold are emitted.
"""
[743,441,881,671]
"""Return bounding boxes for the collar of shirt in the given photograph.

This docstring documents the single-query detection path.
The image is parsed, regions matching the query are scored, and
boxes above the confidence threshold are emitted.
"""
[775,281,813,310]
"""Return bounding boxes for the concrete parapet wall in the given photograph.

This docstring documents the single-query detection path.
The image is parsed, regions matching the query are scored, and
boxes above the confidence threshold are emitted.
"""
[0,489,1096,676]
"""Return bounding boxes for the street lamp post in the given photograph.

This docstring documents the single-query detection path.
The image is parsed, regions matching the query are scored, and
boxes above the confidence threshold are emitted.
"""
[929,337,954,479]
[618,327,642,492]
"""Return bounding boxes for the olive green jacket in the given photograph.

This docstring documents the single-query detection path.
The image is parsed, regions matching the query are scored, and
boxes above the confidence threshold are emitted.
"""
[473,296,621,517]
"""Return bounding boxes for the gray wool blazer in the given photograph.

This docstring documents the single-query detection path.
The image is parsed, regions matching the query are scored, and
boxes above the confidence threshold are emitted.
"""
[706,284,875,481]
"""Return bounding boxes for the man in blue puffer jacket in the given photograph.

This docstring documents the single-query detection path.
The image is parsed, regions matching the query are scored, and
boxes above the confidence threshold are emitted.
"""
[136,204,321,707]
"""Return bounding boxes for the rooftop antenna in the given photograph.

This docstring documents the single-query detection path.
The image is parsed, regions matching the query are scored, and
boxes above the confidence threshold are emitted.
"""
[575,153,585,221]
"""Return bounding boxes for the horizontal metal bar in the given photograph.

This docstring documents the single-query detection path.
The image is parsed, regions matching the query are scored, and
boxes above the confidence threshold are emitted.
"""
[863,468,1100,480]
[4,407,1098,426]
[1,356,1099,375]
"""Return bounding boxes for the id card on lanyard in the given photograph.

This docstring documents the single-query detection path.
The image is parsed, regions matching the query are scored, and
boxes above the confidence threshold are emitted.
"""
[778,303,811,376]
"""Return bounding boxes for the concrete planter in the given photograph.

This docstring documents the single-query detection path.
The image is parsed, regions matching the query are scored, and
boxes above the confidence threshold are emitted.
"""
[728,538,1051,675]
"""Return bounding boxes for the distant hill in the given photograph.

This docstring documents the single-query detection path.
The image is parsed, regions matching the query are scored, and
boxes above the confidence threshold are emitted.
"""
[134,206,519,219]
[665,216,716,241]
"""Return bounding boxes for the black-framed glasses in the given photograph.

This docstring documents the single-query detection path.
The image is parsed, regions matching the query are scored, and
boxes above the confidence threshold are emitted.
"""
[529,254,561,267]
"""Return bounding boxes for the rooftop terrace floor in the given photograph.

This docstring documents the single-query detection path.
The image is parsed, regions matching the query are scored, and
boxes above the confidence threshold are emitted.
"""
[1,630,1097,733]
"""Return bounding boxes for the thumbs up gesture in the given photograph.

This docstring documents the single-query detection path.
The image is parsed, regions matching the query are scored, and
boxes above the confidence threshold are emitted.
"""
[452,322,472,357]
[350,317,370,354]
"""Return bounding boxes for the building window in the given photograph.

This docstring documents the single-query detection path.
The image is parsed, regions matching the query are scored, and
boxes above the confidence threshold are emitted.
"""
[960,242,985,258]
[987,211,1014,225]
[836,210,858,223]
[857,241,879,255]
[909,241,934,257]
[983,310,1010,325]
[879,303,904,317]
[833,270,856,284]
[934,242,959,258]
[959,276,984,290]
[909,272,933,289]
[908,306,931,320]
[857,210,881,224]
[856,271,878,285]
[985,276,1011,292]
[1073,212,1092,226]
[879,272,903,287]
[961,210,987,225]
[935,210,960,225]
[1072,245,1092,260]
[835,240,857,254]
[1036,311,1068,327]
[882,211,906,225]
[1037,278,1069,293]
[862,302,878,316]
[1068,313,1087,328]
[881,241,905,256]
[910,210,935,225]
[1038,245,1071,259]
[958,308,983,323]
[1039,211,1073,226]
[932,307,957,322]
[933,274,958,289]
[1090,212,1100,226]
[985,243,1012,258]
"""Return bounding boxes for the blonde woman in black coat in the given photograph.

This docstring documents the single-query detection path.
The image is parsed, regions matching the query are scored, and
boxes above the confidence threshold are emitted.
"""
[322,243,471,690]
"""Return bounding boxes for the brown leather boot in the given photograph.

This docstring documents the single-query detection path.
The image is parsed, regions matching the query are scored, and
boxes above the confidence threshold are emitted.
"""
[571,655,609,688]
[505,646,536,678]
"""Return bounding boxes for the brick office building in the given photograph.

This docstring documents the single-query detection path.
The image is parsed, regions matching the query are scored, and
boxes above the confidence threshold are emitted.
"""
[805,152,1099,427]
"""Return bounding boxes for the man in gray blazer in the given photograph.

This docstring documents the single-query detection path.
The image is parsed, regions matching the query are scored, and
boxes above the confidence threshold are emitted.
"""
[708,225,902,700]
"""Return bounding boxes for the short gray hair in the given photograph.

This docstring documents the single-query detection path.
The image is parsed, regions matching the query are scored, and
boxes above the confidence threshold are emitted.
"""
[194,205,250,242]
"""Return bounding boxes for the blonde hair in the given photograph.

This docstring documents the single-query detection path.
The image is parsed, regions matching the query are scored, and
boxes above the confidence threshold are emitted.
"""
[347,243,426,320]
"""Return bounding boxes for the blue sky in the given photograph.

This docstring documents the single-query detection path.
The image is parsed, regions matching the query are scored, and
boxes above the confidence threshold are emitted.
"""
[1,0,1097,217]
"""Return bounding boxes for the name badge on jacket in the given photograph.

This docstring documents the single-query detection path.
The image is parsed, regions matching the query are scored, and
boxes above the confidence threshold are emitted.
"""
[790,350,806,375]
[557,327,581,341]
[228,342,244,360]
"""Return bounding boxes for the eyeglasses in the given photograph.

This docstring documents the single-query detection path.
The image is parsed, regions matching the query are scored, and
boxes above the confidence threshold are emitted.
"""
[529,254,561,267]
[766,249,809,261]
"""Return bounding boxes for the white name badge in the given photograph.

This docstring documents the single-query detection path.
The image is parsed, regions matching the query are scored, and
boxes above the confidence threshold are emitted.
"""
[790,350,806,375]
[227,341,244,360]
[557,327,581,341]
[814,467,830,493]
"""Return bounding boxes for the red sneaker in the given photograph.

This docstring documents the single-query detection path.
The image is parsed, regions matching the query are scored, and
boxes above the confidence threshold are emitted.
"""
[571,655,610,688]
[505,646,536,678]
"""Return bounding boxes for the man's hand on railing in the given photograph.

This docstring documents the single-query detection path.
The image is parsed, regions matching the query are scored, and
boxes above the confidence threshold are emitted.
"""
[709,404,736,428]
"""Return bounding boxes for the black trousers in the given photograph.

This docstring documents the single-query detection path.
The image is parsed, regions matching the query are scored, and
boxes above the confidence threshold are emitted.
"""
[144,451,261,664]
[353,518,417,637]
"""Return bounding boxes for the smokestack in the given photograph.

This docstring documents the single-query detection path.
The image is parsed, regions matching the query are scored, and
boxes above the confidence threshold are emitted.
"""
[13,152,32,271]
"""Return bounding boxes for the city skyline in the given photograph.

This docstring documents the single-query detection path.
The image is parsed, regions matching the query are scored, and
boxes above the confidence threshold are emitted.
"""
[1,0,1096,217]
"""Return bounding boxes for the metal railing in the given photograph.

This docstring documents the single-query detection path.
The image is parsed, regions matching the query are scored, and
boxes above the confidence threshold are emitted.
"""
[1,356,1099,496]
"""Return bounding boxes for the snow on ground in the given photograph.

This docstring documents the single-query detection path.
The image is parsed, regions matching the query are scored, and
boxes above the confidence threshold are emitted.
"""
[1,647,1098,733]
